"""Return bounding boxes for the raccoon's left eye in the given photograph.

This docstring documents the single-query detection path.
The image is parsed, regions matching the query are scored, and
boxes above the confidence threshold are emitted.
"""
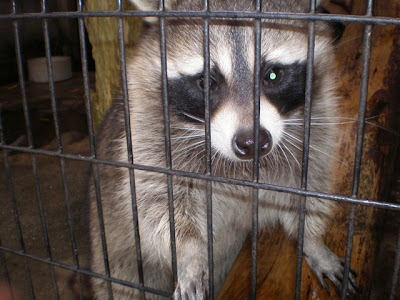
[263,68,283,85]
[197,76,219,92]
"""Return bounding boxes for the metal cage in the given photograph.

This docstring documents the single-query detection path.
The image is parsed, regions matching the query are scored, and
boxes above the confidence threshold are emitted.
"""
[0,0,399,299]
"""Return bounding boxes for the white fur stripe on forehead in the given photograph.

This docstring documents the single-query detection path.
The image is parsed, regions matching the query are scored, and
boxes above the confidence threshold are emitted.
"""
[266,41,308,64]
[265,37,330,64]
[168,55,204,78]
[214,45,233,76]
[167,44,233,78]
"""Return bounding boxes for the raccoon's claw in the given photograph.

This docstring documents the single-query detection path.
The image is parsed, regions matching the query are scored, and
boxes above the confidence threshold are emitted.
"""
[173,270,208,300]
[304,244,358,296]
[315,263,358,296]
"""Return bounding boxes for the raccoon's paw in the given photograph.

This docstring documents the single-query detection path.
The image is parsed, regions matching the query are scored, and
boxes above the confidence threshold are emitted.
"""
[173,269,208,300]
[305,245,358,296]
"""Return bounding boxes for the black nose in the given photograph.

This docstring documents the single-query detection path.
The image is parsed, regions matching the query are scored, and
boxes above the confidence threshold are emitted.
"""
[232,128,272,160]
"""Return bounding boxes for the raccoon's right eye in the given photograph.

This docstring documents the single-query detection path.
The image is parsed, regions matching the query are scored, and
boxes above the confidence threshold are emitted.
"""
[263,68,283,86]
[196,76,219,92]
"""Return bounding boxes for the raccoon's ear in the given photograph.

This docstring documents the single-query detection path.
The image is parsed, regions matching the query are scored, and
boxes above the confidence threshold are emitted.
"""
[312,0,323,9]
[129,0,174,12]
[129,0,175,23]
[316,1,346,45]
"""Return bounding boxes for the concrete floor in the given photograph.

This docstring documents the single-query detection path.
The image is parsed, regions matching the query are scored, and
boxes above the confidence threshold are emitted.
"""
[0,140,91,300]
[0,75,91,299]
[0,75,399,299]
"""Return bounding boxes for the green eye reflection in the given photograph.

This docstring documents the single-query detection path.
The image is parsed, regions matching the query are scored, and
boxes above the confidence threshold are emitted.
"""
[264,68,281,85]
[269,72,277,81]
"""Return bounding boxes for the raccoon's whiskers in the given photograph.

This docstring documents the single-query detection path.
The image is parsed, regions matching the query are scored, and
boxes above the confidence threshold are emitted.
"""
[211,152,224,176]
[365,119,400,136]
[181,112,205,123]
[173,139,204,155]
[332,32,363,50]
[283,138,302,154]
[211,150,219,163]
[172,134,206,171]
[284,116,398,136]
[171,134,205,140]
[283,116,357,126]
[270,148,283,171]
[177,147,205,171]
[277,144,296,183]
[222,155,229,178]
[213,153,224,175]
[283,132,349,167]
[280,141,301,169]
[284,116,356,122]
[284,121,355,126]
[227,158,234,177]
[170,126,205,134]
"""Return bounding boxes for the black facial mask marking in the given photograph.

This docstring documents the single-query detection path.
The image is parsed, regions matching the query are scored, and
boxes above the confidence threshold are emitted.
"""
[261,61,307,114]
[168,61,308,122]
[168,67,225,122]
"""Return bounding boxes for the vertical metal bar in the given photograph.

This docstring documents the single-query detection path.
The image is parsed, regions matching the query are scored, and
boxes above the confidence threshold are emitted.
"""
[116,1,144,298]
[294,1,316,298]
[92,165,113,300]
[159,0,178,291]
[1,106,34,300]
[40,0,82,298]
[202,0,214,297]
[390,228,400,300]
[76,1,113,299]
[37,1,61,298]
[251,1,262,298]
[341,1,373,298]
[0,243,9,281]
[0,241,16,300]
[74,18,91,300]
[11,0,54,298]
[0,113,36,300]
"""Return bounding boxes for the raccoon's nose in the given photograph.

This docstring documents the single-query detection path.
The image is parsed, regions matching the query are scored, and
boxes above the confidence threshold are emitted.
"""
[232,128,272,160]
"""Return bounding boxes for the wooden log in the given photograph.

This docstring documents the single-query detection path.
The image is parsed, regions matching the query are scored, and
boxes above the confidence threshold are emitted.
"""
[84,0,142,127]
[218,1,400,299]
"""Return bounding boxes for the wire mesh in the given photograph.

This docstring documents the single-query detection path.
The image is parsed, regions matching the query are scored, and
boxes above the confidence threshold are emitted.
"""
[0,0,399,299]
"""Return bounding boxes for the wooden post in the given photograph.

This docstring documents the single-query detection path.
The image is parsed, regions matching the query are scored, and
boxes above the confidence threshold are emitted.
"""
[84,0,142,127]
[218,1,400,299]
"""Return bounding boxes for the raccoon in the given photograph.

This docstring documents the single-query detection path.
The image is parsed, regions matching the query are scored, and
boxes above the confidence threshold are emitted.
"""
[88,0,357,299]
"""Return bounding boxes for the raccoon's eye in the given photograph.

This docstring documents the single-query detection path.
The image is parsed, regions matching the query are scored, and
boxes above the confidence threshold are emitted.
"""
[197,76,218,92]
[263,68,283,86]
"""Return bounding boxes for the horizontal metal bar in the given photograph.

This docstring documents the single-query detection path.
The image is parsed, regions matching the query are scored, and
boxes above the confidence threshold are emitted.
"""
[0,245,171,298]
[0,10,399,26]
[1,143,399,211]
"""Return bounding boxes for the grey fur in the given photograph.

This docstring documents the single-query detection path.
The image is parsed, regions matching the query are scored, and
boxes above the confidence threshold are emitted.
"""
[89,0,357,299]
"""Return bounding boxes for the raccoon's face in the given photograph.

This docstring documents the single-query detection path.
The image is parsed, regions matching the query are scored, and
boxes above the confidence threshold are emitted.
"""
[162,22,333,163]
[129,0,335,170]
